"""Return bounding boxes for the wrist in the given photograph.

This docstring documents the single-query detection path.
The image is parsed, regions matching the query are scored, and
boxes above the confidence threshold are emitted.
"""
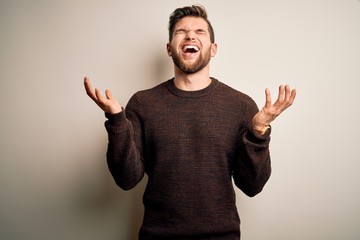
[252,124,270,135]
[106,106,124,115]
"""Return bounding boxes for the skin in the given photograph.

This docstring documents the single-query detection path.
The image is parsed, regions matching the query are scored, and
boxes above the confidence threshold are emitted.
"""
[166,17,217,91]
[84,16,296,134]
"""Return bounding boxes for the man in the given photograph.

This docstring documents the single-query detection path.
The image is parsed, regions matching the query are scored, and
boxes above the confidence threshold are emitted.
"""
[84,5,296,240]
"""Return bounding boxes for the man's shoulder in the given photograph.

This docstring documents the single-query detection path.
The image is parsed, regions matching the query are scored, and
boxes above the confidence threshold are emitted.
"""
[126,80,170,110]
[134,80,169,97]
[215,79,259,117]
[216,79,253,101]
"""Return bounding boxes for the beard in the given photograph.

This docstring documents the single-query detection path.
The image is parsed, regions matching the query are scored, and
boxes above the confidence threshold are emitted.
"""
[170,46,212,74]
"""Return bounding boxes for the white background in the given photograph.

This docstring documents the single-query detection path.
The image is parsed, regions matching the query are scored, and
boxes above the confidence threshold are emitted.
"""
[1,0,360,239]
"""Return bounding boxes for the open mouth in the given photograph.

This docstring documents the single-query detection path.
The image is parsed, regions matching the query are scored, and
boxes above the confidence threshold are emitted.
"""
[182,45,200,54]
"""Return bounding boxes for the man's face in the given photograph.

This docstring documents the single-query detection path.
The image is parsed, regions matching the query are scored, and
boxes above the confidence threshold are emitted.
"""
[167,16,217,74]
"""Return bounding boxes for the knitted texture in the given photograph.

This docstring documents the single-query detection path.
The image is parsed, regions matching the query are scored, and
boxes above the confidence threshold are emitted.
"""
[105,78,271,239]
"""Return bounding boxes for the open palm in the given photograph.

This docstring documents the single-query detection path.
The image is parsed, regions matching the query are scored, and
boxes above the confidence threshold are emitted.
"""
[84,77,123,114]
[252,85,296,133]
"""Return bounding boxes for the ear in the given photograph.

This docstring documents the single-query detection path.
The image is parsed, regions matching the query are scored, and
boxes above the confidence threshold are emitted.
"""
[211,43,218,57]
[166,43,172,56]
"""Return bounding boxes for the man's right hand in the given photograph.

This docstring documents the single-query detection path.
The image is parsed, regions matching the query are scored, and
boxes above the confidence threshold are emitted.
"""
[84,77,123,114]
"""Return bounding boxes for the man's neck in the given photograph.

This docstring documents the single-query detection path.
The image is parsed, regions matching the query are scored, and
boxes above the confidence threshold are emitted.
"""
[173,66,212,91]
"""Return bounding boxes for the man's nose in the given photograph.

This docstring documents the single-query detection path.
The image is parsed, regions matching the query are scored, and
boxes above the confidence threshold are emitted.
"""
[185,30,196,40]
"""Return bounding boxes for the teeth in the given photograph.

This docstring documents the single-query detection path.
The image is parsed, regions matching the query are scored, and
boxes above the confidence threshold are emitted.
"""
[183,45,199,51]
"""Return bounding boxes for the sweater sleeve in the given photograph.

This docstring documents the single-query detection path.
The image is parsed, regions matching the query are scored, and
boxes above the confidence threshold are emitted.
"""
[233,98,272,197]
[104,95,145,190]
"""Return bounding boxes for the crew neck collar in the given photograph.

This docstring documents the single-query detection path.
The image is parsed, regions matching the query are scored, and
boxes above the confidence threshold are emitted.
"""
[166,77,219,98]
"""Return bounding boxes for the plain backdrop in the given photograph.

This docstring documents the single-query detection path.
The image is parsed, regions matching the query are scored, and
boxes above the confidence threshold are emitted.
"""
[1,0,360,239]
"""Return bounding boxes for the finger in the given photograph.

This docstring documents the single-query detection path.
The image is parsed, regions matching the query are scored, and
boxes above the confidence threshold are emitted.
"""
[265,88,272,108]
[289,88,297,105]
[277,85,285,102]
[84,77,92,94]
[284,85,291,100]
[105,89,113,100]
[84,77,98,101]
[84,77,95,96]
[95,88,106,104]
[284,85,296,105]
[84,76,92,89]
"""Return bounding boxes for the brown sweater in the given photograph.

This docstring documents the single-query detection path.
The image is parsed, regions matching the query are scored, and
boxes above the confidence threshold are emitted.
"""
[105,78,271,239]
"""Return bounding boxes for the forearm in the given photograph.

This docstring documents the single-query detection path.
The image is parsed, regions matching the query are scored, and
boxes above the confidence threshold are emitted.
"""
[233,128,272,197]
[105,111,145,190]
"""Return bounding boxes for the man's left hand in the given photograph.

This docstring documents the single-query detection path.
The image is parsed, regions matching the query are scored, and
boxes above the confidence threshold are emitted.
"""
[252,85,297,134]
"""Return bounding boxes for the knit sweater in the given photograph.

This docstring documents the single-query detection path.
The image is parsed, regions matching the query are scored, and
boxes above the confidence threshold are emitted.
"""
[104,78,271,239]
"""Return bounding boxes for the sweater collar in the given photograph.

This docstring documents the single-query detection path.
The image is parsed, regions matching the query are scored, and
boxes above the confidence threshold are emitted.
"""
[166,77,219,98]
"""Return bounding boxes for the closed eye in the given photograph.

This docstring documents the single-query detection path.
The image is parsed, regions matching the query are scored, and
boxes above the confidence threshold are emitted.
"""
[196,29,207,35]
[175,29,186,35]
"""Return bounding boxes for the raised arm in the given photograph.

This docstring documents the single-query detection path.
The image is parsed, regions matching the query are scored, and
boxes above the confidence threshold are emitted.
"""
[233,85,296,196]
[84,76,144,190]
